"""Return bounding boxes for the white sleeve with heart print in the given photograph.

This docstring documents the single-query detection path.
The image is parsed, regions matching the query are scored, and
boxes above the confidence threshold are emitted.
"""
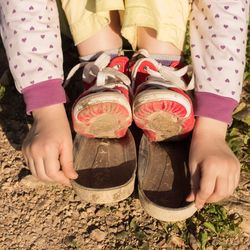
[190,0,249,123]
[0,0,64,93]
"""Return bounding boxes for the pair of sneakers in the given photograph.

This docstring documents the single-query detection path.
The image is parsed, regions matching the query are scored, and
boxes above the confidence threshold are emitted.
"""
[67,49,195,142]
[67,50,196,222]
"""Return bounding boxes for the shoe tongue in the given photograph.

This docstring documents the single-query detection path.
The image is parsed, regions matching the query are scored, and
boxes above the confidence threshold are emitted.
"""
[134,59,158,87]
[157,59,183,69]
[132,56,183,92]
[81,52,120,84]
[150,53,182,63]
[108,56,129,75]
[129,52,146,70]
[129,50,185,93]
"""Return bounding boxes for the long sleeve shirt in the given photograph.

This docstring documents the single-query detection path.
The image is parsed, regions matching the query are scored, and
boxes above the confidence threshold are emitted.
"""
[0,0,66,113]
[0,0,249,124]
[190,0,249,123]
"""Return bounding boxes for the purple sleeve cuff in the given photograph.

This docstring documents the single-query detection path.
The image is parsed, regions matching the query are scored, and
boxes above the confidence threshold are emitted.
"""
[22,79,67,114]
[194,92,238,124]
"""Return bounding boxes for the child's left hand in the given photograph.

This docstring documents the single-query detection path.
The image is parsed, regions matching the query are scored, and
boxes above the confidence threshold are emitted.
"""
[22,104,78,186]
[186,117,240,209]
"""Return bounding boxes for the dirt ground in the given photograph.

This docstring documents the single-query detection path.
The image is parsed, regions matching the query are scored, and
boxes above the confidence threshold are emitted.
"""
[0,39,250,249]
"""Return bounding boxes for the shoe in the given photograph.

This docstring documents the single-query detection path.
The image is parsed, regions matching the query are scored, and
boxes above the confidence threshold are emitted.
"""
[130,49,195,142]
[71,129,137,204]
[138,135,197,222]
[65,53,132,138]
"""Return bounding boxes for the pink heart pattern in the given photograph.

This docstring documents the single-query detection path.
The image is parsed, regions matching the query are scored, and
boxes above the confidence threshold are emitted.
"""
[190,0,248,100]
[1,0,248,107]
[2,0,63,93]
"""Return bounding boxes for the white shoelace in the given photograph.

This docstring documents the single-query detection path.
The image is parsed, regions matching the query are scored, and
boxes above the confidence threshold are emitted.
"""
[63,53,131,91]
[131,49,194,91]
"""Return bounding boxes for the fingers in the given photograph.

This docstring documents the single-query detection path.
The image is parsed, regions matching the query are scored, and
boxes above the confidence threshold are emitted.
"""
[229,173,237,198]
[188,131,241,209]
[27,158,38,177]
[43,149,71,186]
[23,142,72,186]
[186,192,195,202]
[206,177,228,203]
[60,142,78,180]
[207,173,238,203]
[34,158,54,182]
[195,166,217,209]
[23,145,39,178]
[189,156,240,208]
[21,108,75,186]
[186,166,200,202]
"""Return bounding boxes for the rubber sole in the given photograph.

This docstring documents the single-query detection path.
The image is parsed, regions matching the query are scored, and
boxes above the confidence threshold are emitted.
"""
[138,135,197,222]
[73,92,132,138]
[133,89,194,142]
[71,129,137,204]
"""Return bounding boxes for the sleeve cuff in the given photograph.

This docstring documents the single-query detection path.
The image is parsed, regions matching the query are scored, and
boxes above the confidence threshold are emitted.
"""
[194,92,238,124]
[22,79,67,114]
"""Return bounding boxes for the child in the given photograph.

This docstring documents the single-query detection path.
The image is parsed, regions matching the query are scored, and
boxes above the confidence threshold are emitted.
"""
[0,0,78,186]
[1,0,249,210]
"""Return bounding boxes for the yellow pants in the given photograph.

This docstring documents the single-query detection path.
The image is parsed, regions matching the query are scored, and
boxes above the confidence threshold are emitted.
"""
[60,0,190,51]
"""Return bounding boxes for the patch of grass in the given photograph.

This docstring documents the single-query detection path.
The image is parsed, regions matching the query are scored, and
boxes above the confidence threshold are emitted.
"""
[227,20,250,173]
[162,204,242,249]
[129,217,147,241]
[117,217,152,250]
[191,205,241,248]
[227,119,250,172]
[122,247,139,250]
[0,69,14,100]
[244,21,250,81]
[183,22,191,64]
[0,84,5,100]
[71,239,78,249]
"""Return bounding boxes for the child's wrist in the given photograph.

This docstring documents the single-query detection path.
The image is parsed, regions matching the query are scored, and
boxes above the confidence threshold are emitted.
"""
[32,103,66,121]
[193,116,227,139]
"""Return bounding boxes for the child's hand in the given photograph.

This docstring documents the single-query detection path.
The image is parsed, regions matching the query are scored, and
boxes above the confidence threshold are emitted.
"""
[186,117,240,209]
[22,104,78,186]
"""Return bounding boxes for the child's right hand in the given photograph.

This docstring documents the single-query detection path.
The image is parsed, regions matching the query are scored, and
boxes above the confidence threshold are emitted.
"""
[22,104,78,186]
[186,117,240,209]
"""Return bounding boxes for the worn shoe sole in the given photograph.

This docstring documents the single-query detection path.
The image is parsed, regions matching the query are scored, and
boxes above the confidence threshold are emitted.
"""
[71,129,137,204]
[138,135,197,222]
[73,92,132,138]
[133,89,194,142]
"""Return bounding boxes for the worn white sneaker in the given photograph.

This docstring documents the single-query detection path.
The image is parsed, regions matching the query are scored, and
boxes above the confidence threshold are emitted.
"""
[130,49,195,142]
[65,53,132,138]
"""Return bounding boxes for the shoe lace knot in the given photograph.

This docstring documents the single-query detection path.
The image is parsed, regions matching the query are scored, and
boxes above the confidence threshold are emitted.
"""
[64,53,131,90]
[131,49,194,91]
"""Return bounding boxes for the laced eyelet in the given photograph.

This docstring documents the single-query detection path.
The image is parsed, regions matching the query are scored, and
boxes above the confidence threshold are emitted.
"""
[113,64,120,70]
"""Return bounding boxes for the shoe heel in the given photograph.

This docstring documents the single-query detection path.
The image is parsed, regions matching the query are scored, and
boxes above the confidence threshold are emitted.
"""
[71,129,137,204]
[73,92,132,138]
